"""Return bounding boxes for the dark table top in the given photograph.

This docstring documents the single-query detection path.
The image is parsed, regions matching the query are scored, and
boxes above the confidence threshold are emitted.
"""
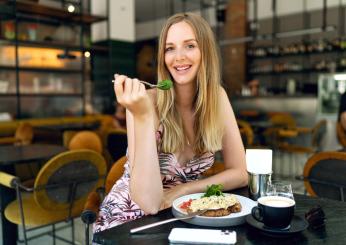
[93,188,346,245]
[0,144,66,165]
[35,122,100,132]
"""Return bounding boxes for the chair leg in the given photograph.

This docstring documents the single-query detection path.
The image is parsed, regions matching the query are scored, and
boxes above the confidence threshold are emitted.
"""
[16,185,28,245]
[86,223,90,245]
[52,223,56,245]
[71,218,75,244]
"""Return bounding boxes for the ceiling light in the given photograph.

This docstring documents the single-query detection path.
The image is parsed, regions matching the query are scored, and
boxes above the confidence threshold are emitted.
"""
[67,4,75,13]
[84,51,91,58]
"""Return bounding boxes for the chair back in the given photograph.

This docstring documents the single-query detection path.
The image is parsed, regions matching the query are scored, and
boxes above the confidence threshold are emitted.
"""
[106,128,128,162]
[237,119,254,147]
[311,119,327,150]
[15,122,34,145]
[68,130,103,154]
[336,122,346,148]
[304,151,346,201]
[269,113,296,129]
[105,155,127,194]
[34,149,107,212]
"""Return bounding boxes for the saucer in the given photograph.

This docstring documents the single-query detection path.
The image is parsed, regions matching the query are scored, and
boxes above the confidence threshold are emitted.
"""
[246,215,308,236]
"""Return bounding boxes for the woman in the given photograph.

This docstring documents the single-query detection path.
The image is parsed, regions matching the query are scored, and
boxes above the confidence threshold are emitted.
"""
[94,12,247,233]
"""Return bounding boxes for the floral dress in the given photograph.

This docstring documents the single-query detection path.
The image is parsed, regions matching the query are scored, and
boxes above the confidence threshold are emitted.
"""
[93,132,215,233]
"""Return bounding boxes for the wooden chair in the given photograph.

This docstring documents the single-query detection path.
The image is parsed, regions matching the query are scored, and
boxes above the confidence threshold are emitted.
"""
[304,151,346,201]
[275,119,327,177]
[237,119,254,147]
[81,155,127,245]
[0,149,107,244]
[0,122,38,183]
[336,122,346,148]
[0,122,33,145]
[68,130,103,154]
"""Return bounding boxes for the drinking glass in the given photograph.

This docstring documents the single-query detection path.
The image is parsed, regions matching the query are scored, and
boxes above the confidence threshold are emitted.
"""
[265,181,294,200]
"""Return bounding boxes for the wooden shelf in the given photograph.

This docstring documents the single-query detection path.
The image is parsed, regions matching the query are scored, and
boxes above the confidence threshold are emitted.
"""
[0,93,83,97]
[248,49,346,60]
[0,65,82,73]
[0,0,107,24]
[0,39,109,52]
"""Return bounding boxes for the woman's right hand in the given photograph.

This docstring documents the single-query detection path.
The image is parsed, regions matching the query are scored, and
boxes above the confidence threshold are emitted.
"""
[113,74,153,118]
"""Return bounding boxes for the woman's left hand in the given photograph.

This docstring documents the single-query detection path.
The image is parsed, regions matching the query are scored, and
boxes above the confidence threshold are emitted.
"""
[160,185,187,210]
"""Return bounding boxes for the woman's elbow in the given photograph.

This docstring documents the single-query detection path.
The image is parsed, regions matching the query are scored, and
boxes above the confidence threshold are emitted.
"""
[144,206,160,215]
[238,168,248,187]
[131,191,162,215]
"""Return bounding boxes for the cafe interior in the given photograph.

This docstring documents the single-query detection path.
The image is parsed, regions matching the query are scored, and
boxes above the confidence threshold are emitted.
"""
[0,0,346,244]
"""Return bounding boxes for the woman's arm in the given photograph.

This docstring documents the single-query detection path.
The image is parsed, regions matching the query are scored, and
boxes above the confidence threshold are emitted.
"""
[161,88,248,208]
[114,75,163,214]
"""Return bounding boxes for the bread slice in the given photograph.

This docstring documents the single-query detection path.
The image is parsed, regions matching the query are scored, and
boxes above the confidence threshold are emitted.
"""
[187,202,242,217]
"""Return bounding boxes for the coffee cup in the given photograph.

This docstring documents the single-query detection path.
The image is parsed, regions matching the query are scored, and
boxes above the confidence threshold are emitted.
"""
[251,195,295,229]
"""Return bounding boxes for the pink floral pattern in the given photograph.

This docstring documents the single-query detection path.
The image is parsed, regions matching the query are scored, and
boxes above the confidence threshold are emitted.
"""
[93,133,214,233]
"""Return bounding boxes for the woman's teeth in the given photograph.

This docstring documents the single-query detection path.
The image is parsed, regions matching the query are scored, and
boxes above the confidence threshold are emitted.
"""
[175,65,191,71]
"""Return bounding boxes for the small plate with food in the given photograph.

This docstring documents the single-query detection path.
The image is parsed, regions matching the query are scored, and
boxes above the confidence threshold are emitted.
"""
[172,184,256,227]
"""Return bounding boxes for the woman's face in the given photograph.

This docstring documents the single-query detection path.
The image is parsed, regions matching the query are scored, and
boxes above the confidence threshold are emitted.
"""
[164,21,201,86]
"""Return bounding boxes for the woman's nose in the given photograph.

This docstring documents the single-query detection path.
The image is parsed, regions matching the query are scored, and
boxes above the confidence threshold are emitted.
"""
[175,48,186,61]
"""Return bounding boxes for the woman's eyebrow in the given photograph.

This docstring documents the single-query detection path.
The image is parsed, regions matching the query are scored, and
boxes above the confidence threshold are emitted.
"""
[165,39,197,45]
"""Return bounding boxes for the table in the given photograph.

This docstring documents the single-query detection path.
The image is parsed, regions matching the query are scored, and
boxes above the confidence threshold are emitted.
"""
[0,144,66,245]
[93,188,346,244]
[35,122,100,133]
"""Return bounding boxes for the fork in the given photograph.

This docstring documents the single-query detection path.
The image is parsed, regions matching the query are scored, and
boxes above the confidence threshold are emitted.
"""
[130,209,207,234]
[112,79,158,89]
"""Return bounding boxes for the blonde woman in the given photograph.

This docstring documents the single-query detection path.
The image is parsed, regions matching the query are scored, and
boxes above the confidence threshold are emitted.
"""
[94,12,247,233]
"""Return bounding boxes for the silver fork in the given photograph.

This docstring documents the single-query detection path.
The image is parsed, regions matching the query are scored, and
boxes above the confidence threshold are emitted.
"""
[130,209,207,234]
[112,79,159,88]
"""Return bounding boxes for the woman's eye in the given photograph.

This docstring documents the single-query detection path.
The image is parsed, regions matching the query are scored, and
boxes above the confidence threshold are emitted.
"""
[187,44,195,49]
[165,47,173,52]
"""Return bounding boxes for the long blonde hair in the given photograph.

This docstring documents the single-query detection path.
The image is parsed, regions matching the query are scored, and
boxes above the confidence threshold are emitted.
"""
[157,12,223,155]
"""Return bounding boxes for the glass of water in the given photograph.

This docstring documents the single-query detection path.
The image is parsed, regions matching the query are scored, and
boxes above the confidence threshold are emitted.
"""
[265,181,294,200]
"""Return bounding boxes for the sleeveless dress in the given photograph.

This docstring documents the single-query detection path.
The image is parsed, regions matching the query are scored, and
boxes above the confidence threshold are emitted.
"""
[93,131,215,233]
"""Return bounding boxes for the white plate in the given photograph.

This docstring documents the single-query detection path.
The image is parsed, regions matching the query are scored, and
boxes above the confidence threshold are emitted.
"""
[172,193,257,227]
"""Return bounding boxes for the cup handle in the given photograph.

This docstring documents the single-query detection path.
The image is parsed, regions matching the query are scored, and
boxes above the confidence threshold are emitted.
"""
[251,206,264,222]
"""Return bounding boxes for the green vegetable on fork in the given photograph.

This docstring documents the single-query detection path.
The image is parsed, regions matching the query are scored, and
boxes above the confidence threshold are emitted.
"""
[112,79,173,90]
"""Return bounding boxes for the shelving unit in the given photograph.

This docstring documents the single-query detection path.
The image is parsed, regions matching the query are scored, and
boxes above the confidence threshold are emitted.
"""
[244,1,346,97]
[0,0,109,118]
[247,41,346,95]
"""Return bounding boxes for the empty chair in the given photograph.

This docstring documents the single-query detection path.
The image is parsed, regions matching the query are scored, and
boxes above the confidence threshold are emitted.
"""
[0,149,107,244]
[275,119,327,177]
[304,151,346,201]
[0,122,33,145]
[237,119,254,147]
[68,130,103,154]
[81,155,127,245]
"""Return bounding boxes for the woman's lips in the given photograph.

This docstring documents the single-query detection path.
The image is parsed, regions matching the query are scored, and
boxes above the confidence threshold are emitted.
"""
[174,65,192,74]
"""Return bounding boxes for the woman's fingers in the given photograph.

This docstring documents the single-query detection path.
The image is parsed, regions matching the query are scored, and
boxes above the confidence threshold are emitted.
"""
[124,77,133,97]
[132,78,140,94]
[114,75,127,101]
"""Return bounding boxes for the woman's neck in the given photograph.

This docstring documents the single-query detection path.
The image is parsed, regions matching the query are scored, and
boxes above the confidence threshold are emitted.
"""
[175,83,196,110]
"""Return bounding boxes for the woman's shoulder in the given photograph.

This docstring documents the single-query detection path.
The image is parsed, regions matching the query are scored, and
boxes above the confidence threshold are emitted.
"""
[218,86,230,103]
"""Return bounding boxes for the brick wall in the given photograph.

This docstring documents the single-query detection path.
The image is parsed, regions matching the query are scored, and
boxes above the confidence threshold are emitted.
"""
[222,0,247,95]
